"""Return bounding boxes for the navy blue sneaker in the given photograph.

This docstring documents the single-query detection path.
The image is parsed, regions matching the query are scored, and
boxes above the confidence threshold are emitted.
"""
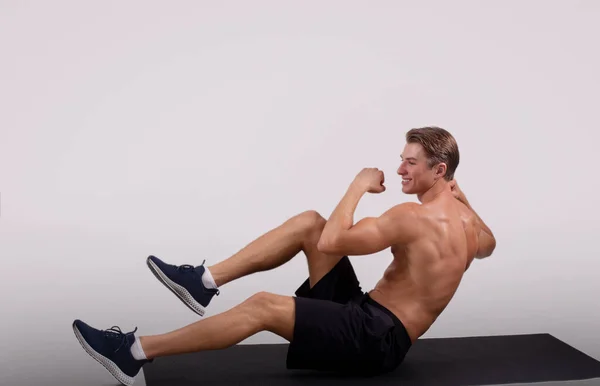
[146,255,219,316]
[72,319,151,386]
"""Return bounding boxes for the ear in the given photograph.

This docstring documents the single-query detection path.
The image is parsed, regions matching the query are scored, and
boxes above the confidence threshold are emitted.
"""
[436,163,447,178]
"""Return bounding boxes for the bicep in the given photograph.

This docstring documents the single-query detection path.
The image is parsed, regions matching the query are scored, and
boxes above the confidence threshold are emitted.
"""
[320,217,391,256]
[318,204,419,256]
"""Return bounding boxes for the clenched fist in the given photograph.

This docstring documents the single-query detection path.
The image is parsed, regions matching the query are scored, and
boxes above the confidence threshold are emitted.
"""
[354,168,386,194]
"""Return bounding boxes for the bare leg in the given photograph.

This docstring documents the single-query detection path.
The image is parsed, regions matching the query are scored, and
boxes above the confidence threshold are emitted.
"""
[139,212,346,357]
[208,210,345,288]
[139,292,294,359]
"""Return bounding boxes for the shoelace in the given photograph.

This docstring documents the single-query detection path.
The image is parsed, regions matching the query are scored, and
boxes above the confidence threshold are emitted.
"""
[177,259,206,272]
[104,326,138,353]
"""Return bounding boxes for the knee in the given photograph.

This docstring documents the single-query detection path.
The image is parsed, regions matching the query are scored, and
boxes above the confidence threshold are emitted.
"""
[243,291,278,315]
[294,210,326,234]
[241,292,295,337]
[245,291,275,308]
[242,291,284,325]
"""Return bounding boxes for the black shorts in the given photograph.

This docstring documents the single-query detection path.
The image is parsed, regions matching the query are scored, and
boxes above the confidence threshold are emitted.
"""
[286,256,413,375]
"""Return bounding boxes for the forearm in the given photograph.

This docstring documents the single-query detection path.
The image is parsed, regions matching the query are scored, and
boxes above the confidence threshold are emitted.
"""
[319,182,366,245]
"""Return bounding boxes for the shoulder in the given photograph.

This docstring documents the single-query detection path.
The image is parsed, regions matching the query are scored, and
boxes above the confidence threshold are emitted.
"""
[383,202,423,223]
[379,202,424,244]
[388,202,421,214]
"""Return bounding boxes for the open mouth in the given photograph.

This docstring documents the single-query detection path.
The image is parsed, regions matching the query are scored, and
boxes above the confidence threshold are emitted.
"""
[402,178,412,185]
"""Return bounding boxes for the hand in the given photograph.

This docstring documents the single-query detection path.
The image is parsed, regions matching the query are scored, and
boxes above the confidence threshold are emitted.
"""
[449,179,467,203]
[354,167,386,194]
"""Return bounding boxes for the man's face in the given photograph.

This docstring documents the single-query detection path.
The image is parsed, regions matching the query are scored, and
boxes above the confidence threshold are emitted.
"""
[397,143,435,194]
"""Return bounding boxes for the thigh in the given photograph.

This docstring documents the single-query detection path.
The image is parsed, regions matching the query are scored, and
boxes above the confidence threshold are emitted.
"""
[294,256,363,304]
[286,296,395,374]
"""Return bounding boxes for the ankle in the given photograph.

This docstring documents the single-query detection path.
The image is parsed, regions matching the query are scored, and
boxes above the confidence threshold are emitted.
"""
[138,336,153,360]
[131,335,151,361]
[203,266,220,289]
[206,265,226,287]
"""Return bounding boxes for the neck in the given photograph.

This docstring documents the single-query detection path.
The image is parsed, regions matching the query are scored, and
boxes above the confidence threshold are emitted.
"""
[417,178,449,204]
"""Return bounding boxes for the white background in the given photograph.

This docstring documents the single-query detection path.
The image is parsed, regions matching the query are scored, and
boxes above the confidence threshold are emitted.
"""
[1,1,598,384]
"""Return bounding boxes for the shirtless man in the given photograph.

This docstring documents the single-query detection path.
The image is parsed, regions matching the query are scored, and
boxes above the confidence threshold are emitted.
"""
[72,126,496,385]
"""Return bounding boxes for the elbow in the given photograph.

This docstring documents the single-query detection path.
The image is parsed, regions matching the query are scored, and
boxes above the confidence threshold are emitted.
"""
[317,237,338,255]
[476,237,497,259]
[488,237,497,256]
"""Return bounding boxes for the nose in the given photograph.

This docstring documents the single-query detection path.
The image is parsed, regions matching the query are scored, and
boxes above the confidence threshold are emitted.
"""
[397,163,406,176]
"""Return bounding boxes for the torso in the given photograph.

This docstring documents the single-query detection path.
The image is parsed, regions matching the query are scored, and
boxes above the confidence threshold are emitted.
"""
[368,195,479,343]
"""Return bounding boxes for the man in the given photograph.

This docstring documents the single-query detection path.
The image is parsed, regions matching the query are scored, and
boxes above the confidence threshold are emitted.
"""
[73,126,496,386]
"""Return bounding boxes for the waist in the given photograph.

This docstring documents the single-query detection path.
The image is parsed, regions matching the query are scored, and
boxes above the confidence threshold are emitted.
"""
[363,293,413,349]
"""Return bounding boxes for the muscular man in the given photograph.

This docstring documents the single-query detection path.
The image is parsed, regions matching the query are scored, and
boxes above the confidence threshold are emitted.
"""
[73,126,496,385]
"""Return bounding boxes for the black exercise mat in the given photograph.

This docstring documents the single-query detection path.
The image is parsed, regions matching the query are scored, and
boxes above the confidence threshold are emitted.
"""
[143,333,600,386]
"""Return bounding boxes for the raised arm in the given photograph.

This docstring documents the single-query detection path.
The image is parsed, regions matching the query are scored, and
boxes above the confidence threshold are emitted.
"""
[318,202,420,256]
[449,180,496,259]
[467,201,496,258]
[317,168,420,256]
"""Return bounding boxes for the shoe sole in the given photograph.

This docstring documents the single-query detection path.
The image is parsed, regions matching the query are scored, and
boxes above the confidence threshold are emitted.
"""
[72,322,135,386]
[146,257,206,317]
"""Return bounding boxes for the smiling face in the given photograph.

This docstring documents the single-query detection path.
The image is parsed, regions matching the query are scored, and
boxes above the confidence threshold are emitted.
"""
[397,142,445,195]
[399,127,459,199]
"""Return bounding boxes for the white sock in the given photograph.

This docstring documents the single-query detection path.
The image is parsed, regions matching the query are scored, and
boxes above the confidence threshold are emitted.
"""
[201,267,218,289]
[130,336,147,361]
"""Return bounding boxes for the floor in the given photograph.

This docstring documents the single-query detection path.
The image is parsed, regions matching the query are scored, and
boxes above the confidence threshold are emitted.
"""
[4,355,600,386]
[1,350,148,386]
[3,339,598,386]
